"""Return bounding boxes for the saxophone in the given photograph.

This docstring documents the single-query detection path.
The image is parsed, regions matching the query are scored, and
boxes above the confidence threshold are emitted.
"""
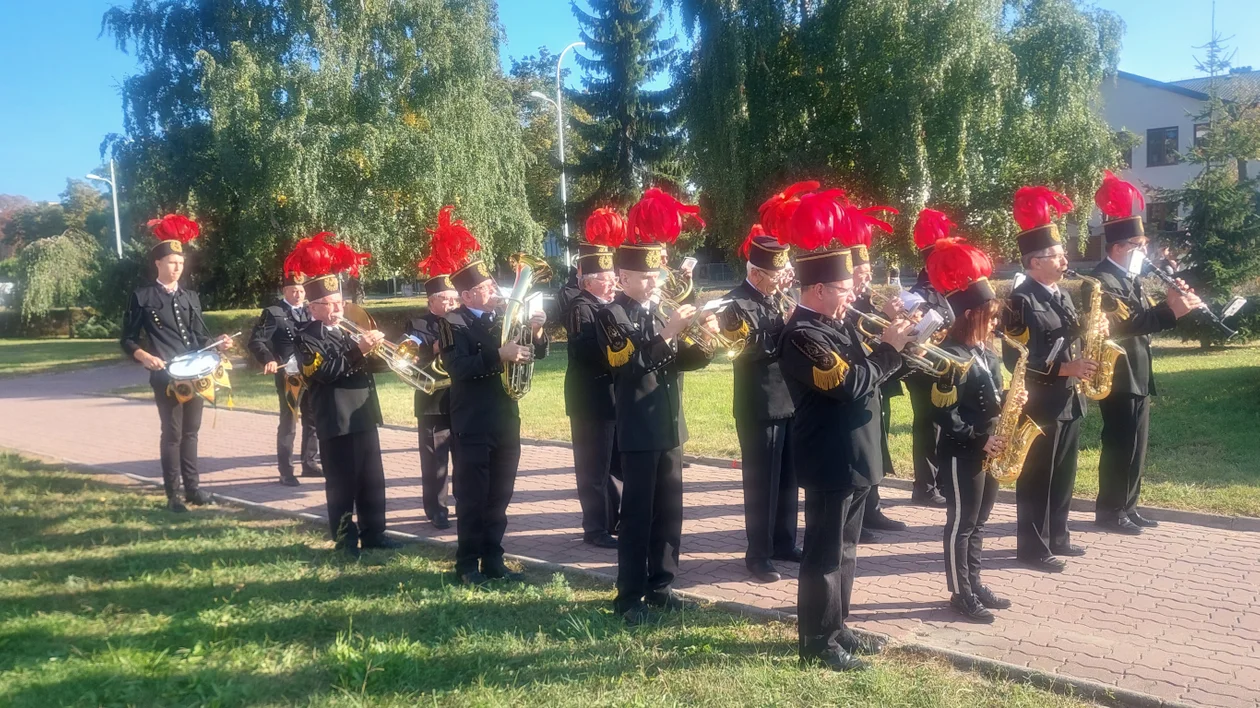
[984,334,1044,483]
[1066,271,1126,400]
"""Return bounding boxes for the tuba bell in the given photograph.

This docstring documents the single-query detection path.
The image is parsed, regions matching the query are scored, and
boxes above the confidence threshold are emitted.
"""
[500,253,553,400]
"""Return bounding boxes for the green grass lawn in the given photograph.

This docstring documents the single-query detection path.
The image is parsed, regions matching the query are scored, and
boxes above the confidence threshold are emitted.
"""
[0,455,1086,707]
[0,339,122,378]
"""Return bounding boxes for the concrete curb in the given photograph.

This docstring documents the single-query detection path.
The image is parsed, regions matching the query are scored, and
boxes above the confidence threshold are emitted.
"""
[10,450,1191,708]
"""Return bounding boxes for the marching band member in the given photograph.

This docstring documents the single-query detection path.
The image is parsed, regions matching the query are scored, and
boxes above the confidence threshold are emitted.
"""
[248,270,321,487]
[838,203,910,538]
[720,224,799,583]
[565,208,624,549]
[596,188,713,625]
[775,186,914,671]
[120,214,232,513]
[435,207,549,586]
[1091,172,1200,535]
[926,238,1020,623]
[1003,187,1095,572]
[407,208,465,531]
[290,233,400,558]
[905,208,958,507]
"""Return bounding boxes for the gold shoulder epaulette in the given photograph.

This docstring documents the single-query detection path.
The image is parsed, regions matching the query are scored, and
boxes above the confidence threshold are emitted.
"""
[600,310,634,367]
[793,335,848,391]
[932,378,958,408]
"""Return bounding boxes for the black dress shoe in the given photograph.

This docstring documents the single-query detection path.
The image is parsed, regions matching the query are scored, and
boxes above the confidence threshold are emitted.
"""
[279,475,300,487]
[1019,555,1067,573]
[1095,517,1143,535]
[1051,543,1086,557]
[584,533,619,549]
[864,511,908,532]
[166,498,188,513]
[431,512,451,530]
[482,563,525,582]
[301,465,324,478]
[859,528,878,545]
[771,547,804,563]
[1128,513,1159,528]
[621,604,657,626]
[801,649,868,672]
[747,559,782,583]
[973,585,1012,610]
[839,629,887,656]
[460,571,489,587]
[645,590,698,611]
[912,490,947,507]
[361,536,404,550]
[950,593,995,623]
[185,490,214,506]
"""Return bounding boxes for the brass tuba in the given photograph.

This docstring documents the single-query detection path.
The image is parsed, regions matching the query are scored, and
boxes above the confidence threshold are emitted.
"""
[984,334,1044,483]
[1064,271,1125,400]
[338,303,449,394]
[500,253,553,400]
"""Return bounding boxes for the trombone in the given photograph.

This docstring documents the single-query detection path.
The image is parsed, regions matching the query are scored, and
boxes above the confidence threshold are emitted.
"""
[845,305,972,378]
[337,302,451,394]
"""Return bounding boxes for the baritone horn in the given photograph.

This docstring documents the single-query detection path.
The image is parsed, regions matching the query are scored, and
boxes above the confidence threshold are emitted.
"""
[500,252,553,400]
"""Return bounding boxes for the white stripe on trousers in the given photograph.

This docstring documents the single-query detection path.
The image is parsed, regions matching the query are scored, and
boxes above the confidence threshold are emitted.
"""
[946,456,962,594]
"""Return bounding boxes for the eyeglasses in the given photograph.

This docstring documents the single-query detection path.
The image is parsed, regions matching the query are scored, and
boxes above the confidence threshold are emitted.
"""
[821,284,854,297]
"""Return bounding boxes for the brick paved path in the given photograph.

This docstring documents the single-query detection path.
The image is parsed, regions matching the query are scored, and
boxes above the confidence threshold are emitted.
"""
[2,364,1258,707]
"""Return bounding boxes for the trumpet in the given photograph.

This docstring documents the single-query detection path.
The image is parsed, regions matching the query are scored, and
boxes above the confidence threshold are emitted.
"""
[653,269,746,359]
[845,306,973,378]
[338,302,450,394]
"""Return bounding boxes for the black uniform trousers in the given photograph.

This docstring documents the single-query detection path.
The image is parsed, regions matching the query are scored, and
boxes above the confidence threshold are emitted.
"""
[735,416,798,562]
[151,380,205,501]
[615,446,684,612]
[1015,417,1082,559]
[274,373,319,479]
[452,430,521,575]
[570,417,622,539]
[320,427,387,548]
[905,377,941,496]
[417,414,452,520]
[1096,393,1150,521]
[798,486,869,659]
[940,454,999,597]
[864,402,895,518]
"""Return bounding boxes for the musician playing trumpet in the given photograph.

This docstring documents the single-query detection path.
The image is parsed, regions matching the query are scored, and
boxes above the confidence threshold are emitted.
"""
[927,238,1025,623]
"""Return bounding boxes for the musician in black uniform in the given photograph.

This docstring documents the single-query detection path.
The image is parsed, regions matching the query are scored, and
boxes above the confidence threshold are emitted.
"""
[597,241,714,624]
[121,215,232,513]
[926,238,1020,623]
[565,247,622,548]
[405,274,460,530]
[1090,173,1200,535]
[559,208,628,317]
[779,248,913,671]
[719,231,799,583]
[905,209,958,506]
[248,272,321,487]
[439,252,548,586]
[1003,187,1098,572]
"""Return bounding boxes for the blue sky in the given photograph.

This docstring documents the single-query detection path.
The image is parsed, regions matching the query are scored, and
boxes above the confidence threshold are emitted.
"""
[2,0,1257,202]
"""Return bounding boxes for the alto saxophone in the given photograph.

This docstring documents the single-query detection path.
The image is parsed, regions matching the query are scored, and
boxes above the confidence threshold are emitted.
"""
[984,334,1044,483]
[1066,271,1125,400]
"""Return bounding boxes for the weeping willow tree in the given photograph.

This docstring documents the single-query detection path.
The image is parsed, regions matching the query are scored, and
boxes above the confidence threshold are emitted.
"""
[102,0,538,307]
[674,0,1125,264]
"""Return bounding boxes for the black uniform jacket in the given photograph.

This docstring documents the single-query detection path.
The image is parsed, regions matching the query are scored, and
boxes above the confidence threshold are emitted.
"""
[438,305,549,439]
[934,338,1004,460]
[120,283,211,384]
[848,290,909,399]
[719,280,793,421]
[405,311,451,418]
[1002,277,1086,424]
[297,320,384,439]
[564,289,616,420]
[595,292,712,453]
[557,275,582,319]
[778,307,901,492]
[247,300,308,367]
[1090,259,1176,397]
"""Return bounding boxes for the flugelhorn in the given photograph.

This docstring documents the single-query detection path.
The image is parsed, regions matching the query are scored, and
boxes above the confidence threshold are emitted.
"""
[846,306,973,378]
[653,267,745,358]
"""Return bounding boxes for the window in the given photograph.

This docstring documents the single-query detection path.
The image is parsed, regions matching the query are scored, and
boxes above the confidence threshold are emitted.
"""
[1120,144,1133,169]
[1146,127,1180,167]
[1194,123,1210,148]
[1146,202,1180,234]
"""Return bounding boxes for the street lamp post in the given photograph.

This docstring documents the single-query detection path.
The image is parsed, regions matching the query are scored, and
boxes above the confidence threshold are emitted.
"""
[86,159,122,258]
[528,40,584,267]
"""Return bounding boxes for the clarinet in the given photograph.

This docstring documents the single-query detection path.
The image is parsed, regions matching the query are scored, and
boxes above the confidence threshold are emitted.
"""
[1140,254,1238,339]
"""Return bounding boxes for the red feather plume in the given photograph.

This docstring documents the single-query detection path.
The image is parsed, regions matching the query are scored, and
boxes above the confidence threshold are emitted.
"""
[783,189,848,251]
[739,224,768,258]
[925,237,993,294]
[626,187,705,244]
[838,204,898,248]
[285,231,371,279]
[147,214,200,244]
[1013,186,1074,231]
[584,207,627,249]
[1094,170,1145,219]
[913,208,955,250]
[757,181,822,243]
[418,205,480,276]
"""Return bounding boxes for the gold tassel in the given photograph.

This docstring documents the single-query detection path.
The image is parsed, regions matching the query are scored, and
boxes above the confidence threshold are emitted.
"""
[302,352,323,378]
[606,340,635,368]
[722,319,750,339]
[812,352,848,391]
[1007,326,1030,346]
[932,381,958,408]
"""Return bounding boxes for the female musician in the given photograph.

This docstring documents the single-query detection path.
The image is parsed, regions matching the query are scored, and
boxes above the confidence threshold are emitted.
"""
[926,238,1026,623]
